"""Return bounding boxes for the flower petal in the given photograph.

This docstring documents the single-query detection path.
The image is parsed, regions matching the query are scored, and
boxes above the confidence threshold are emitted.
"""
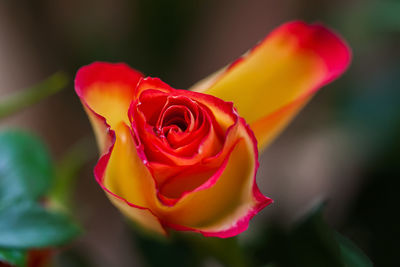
[94,122,166,235]
[106,195,165,236]
[75,62,143,129]
[82,105,114,154]
[134,77,172,99]
[152,118,272,238]
[192,21,351,149]
[131,89,224,166]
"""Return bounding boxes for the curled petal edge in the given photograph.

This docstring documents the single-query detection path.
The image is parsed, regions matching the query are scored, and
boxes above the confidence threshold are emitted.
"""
[75,62,143,129]
[94,126,167,235]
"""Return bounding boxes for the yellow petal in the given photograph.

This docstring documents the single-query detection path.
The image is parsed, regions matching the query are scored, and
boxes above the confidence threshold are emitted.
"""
[98,122,165,234]
[192,21,351,149]
[105,193,166,235]
[83,105,113,154]
[75,62,143,130]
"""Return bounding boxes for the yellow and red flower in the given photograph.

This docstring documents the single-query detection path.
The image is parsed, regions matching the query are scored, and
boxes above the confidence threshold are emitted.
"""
[75,21,351,238]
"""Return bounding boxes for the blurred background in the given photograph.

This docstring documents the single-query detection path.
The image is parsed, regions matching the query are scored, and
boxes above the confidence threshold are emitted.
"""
[1,0,399,266]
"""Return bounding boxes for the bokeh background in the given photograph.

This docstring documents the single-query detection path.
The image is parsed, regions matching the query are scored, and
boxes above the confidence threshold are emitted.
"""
[1,0,399,266]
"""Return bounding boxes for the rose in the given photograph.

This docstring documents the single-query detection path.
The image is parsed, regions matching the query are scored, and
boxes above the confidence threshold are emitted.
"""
[77,67,267,238]
[75,21,351,238]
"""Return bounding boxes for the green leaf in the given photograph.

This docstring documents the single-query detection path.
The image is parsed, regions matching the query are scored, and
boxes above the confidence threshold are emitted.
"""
[181,234,247,267]
[0,200,80,249]
[0,130,52,206]
[0,130,80,250]
[247,204,372,267]
[336,233,373,267]
[130,228,199,267]
[287,206,345,267]
[0,247,26,267]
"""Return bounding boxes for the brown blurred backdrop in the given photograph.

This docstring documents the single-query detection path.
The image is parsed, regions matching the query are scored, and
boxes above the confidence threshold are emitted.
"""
[1,0,399,266]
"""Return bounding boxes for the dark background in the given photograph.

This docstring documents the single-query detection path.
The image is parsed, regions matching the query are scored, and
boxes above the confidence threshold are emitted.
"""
[1,0,399,266]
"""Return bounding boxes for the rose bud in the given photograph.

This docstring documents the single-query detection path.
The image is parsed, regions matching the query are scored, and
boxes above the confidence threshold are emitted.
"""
[75,21,351,238]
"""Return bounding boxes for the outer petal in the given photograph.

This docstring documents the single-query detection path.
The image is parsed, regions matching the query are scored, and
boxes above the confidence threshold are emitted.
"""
[74,63,164,234]
[192,21,351,149]
[95,122,166,235]
[75,62,143,152]
[82,105,114,154]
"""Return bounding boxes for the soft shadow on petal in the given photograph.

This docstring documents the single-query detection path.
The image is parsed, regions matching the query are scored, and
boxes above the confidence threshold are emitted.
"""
[192,21,351,149]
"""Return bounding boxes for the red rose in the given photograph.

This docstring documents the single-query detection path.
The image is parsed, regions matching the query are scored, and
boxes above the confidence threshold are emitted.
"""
[75,21,351,237]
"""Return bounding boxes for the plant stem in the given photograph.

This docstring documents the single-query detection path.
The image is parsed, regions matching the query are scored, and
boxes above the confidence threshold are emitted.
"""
[0,71,68,119]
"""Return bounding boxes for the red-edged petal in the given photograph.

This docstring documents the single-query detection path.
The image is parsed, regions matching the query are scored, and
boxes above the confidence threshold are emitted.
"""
[75,62,143,129]
[94,122,166,235]
[192,21,351,149]
[151,118,272,237]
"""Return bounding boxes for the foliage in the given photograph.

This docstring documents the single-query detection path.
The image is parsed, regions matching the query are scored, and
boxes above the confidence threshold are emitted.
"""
[243,206,372,267]
[0,131,80,266]
[131,205,372,267]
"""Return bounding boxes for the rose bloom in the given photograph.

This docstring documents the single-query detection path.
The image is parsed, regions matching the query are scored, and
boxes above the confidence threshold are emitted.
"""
[75,21,351,238]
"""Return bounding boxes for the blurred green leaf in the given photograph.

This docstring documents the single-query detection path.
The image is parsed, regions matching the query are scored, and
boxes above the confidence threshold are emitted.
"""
[336,232,373,267]
[0,72,68,119]
[0,200,80,249]
[246,205,372,267]
[0,130,52,206]
[130,228,200,267]
[50,136,95,212]
[182,234,247,267]
[0,247,26,267]
[244,225,284,266]
[368,0,400,32]
[131,225,247,267]
[287,206,344,267]
[0,130,80,250]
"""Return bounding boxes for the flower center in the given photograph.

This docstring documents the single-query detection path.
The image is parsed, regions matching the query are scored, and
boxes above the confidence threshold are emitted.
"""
[157,105,190,133]
[134,89,221,162]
